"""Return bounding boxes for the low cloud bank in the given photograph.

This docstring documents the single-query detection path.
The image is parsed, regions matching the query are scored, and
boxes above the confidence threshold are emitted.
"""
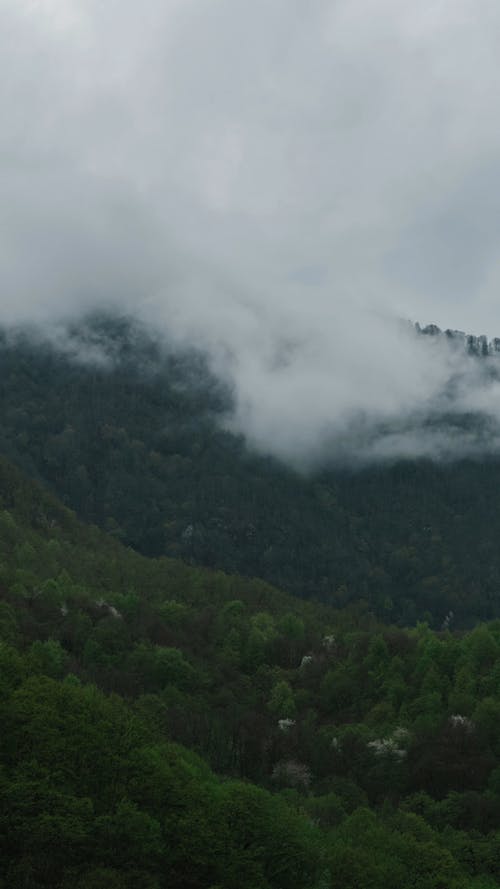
[138,306,500,466]
[11,302,500,467]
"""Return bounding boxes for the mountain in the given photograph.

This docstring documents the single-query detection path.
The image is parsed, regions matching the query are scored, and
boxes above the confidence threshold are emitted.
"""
[1,313,500,626]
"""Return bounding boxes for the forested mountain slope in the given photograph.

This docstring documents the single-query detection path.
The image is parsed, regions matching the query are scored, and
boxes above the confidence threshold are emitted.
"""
[2,314,500,626]
[2,455,500,886]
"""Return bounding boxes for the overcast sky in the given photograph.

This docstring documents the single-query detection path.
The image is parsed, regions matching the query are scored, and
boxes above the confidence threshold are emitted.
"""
[3,0,500,461]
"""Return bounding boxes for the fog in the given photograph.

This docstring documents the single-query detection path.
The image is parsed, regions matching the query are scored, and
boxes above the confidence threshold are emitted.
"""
[2,1,500,463]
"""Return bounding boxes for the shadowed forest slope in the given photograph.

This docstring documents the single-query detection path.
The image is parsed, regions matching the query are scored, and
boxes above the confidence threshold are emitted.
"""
[1,315,500,626]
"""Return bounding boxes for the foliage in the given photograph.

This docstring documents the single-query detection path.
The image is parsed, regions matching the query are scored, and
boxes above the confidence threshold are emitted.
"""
[1,455,500,885]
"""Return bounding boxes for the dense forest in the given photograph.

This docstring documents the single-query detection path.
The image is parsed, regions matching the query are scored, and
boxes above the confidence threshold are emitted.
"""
[2,314,500,627]
[2,454,500,886]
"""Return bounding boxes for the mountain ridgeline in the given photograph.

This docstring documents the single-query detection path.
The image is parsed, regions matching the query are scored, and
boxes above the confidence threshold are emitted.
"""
[1,313,500,627]
[416,322,500,356]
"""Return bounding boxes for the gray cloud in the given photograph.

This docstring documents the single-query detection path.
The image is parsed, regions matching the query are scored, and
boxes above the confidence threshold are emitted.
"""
[2,0,500,463]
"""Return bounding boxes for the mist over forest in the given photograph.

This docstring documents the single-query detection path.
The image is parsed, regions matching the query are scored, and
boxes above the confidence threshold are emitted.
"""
[6,310,500,466]
[2,311,500,631]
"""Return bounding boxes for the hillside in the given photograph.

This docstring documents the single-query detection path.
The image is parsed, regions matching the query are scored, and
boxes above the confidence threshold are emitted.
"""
[2,454,500,886]
[2,314,500,626]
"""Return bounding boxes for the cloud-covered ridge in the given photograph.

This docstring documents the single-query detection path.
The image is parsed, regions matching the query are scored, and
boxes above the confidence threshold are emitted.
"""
[8,310,500,467]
